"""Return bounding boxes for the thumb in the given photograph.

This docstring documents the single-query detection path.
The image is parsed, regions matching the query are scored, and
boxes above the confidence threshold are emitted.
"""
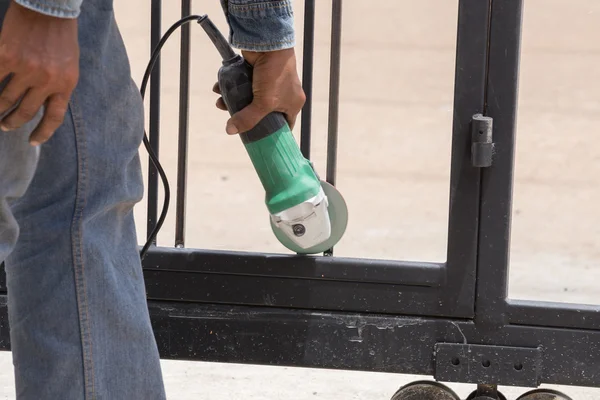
[226,102,269,134]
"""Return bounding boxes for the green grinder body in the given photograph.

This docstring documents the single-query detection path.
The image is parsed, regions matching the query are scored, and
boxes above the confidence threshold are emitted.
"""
[217,56,321,215]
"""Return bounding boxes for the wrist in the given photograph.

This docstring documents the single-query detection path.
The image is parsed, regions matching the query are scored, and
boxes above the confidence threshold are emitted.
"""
[241,50,261,66]
[242,48,294,66]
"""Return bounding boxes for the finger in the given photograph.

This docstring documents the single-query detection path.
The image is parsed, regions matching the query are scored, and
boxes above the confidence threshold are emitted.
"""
[29,94,69,146]
[283,95,305,131]
[216,97,228,111]
[226,101,269,135]
[286,86,306,131]
[0,75,28,118]
[285,112,298,131]
[1,88,46,130]
[212,82,221,94]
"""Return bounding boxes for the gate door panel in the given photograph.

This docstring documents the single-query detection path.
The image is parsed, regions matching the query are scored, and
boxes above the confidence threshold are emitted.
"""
[141,0,491,319]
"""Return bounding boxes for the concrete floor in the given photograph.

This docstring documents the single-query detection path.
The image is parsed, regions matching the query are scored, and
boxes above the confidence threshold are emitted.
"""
[1,0,600,398]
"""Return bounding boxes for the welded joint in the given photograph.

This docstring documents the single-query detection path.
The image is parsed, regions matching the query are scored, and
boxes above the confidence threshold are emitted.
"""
[471,113,494,167]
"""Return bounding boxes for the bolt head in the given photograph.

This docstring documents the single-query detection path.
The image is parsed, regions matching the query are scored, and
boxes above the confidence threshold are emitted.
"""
[292,224,306,237]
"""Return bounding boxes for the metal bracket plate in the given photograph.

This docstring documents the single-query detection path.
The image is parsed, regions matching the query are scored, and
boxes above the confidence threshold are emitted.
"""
[434,343,542,387]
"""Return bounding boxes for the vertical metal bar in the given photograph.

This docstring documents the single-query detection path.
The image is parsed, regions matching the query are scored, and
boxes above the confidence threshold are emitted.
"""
[175,0,191,247]
[475,0,524,326]
[326,0,342,185]
[300,0,316,159]
[438,0,491,317]
[147,0,162,242]
[323,0,342,256]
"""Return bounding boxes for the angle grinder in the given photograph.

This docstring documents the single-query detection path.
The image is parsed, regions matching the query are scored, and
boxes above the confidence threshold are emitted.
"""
[199,16,348,254]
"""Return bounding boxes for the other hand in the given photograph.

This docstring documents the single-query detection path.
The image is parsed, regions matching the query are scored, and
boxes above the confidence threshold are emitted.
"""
[0,1,79,145]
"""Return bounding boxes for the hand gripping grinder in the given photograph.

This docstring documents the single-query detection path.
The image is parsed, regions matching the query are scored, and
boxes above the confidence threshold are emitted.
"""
[199,17,348,254]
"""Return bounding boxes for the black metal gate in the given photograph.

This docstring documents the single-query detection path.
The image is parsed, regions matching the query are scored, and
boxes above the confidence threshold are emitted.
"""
[1,0,599,397]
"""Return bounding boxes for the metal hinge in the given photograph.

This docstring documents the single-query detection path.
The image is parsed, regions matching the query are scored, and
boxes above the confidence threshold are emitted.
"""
[471,114,494,167]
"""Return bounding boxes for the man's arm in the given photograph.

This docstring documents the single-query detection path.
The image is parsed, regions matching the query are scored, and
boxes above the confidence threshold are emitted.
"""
[215,0,305,134]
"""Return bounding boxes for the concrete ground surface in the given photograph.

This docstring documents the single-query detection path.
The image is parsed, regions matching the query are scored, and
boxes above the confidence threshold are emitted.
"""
[1,0,599,398]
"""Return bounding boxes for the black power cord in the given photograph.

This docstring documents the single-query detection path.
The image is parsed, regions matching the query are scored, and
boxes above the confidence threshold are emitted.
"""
[139,14,207,259]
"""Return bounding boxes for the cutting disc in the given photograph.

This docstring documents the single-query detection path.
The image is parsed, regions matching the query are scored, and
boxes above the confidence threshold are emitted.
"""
[270,181,348,254]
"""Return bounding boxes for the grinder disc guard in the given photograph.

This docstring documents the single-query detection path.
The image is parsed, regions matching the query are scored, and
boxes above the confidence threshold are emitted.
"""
[270,181,348,254]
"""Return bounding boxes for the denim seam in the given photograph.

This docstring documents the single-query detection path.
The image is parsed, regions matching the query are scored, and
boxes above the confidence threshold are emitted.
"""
[13,0,79,18]
[229,3,291,13]
[234,39,294,46]
[69,93,96,399]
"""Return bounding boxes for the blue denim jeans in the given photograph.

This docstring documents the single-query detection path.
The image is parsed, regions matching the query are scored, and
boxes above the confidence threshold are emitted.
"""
[0,1,166,399]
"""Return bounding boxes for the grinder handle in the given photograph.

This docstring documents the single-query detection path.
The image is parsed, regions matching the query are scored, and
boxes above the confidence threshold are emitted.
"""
[217,56,288,144]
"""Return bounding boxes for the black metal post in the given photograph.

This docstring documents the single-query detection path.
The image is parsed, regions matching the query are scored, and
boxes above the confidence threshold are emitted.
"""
[326,0,342,187]
[475,0,524,327]
[147,0,162,243]
[323,0,343,257]
[300,0,315,159]
[175,0,192,248]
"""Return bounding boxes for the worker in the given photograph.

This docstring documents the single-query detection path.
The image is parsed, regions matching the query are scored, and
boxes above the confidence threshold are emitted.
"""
[0,0,304,398]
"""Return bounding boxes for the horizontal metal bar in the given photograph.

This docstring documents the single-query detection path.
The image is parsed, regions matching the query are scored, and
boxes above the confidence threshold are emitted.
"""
[143,301,599,388]
[0,297,598,388]
[141,246,445,287]
[507,299,600,331]
[143,269,451,316]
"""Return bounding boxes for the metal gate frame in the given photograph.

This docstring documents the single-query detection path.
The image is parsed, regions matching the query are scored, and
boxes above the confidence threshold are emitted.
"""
[143,0,485,321]
[0,0,599,393]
